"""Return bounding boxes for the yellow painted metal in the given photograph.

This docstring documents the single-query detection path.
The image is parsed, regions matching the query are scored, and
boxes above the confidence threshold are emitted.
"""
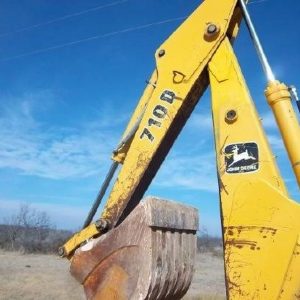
[63,0,241,256]
[265,81,300,186]
[112,70,158,164]
[209,38,300,299]
[63,224,99,258]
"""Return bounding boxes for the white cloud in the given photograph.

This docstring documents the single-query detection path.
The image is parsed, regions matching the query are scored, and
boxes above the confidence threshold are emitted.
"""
[0,90,217,190]
[154,152,218,192]
[187,112,212,130]
[0,91,121,179]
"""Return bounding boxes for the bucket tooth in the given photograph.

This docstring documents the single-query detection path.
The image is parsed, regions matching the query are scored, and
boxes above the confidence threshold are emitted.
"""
[70,197,198,300]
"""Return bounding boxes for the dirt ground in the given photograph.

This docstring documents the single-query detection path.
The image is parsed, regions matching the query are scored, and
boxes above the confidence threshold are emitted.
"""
[183,252,226,300]
[0,250,226,300]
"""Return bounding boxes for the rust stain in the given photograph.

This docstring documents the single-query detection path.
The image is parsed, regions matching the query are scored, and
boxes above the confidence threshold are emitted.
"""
[226,273,244,297]
[228,229,234,236]
[225,225,277,236]
[226,239,257,250]
[91,264,128,300]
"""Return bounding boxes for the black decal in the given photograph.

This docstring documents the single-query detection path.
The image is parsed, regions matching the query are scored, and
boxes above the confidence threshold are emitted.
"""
[160,90,175,104]
[148,118,161,127]
[153,105,167,119]
[225,142,259,174]
[140,128,154,142]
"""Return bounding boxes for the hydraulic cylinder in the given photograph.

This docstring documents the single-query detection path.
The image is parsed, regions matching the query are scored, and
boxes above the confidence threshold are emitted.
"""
[265,81,300,186]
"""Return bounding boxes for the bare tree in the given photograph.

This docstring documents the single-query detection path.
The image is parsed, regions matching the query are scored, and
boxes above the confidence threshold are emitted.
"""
[0,203,54,253]
[197,226,223,256]
[2,214,19,250]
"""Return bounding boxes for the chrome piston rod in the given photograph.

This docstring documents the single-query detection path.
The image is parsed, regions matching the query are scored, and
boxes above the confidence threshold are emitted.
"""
[239,0,275,82]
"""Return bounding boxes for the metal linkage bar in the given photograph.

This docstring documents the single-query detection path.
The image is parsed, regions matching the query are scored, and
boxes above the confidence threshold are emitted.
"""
[82,161,119,229]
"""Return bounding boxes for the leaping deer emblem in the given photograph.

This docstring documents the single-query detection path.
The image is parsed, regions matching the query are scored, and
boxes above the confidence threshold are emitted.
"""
[228,145,256,167]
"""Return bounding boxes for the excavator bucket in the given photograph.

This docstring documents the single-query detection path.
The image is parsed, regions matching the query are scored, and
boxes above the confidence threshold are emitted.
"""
[70,197,198,300]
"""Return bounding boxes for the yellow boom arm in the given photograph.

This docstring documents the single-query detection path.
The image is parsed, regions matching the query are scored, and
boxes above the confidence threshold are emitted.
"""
[63,0,243,255]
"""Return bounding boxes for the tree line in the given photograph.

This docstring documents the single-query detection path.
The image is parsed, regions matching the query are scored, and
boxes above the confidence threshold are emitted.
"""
[0,204,71,253]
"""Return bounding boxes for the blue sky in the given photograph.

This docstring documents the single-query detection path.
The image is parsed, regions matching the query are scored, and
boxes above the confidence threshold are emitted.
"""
[0,0,299,235]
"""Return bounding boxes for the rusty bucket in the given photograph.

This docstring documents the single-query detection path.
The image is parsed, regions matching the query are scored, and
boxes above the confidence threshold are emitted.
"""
[70,197,198,300]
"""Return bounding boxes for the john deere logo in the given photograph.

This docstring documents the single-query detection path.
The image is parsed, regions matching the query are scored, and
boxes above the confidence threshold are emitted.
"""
[225,142,259,174]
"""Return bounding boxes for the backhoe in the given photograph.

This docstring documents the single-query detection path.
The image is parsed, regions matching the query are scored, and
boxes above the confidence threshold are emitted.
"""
[60,0,300,299]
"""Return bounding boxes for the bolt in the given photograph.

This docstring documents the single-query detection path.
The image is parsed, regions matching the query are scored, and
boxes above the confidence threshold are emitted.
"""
[95,218,109,231]
[225,109,238,123]
[58,247,65,257]
[158,49,165,57]
[207,24,217,34]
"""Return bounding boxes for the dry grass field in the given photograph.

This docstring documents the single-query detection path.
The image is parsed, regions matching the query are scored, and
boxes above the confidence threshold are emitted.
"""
[0,250,226,300]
